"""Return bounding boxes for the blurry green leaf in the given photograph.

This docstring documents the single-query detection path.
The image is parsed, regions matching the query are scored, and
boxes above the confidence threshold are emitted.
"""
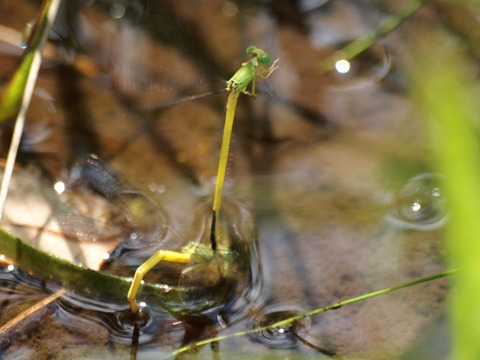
[408,32,480,360]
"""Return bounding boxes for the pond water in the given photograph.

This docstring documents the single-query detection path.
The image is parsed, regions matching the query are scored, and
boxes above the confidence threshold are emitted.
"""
[0,0,471,359]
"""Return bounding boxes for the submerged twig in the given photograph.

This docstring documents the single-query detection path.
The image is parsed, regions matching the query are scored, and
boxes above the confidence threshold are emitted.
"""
[0,289,66,336]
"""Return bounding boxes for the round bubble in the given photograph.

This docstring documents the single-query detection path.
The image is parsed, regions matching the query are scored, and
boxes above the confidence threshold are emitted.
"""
[249,304,311,349]
[389,173,447,230]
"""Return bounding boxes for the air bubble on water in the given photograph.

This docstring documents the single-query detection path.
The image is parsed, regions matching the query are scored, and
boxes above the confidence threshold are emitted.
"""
[387,173,447,230]
[148,182,166,193]
[249,305,311,349]
[110,3,126,19]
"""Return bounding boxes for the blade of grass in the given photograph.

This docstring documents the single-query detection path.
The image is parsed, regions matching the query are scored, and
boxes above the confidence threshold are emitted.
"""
[317,0,430,74]
[408,31,480,360]
[0,0,62,221]
[167,268,458,358]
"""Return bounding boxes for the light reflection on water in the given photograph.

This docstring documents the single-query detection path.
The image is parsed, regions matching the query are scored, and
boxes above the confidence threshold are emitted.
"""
[318,43,392,90]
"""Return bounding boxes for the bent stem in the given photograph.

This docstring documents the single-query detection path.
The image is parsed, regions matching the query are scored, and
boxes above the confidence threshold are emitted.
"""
[167,268,458,358]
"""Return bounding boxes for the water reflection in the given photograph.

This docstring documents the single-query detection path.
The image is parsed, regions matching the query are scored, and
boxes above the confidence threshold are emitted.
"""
[21,88,58,154]
[335,58,350,74]
[318,43,392,89]
[0,263,45,303]
[69,154,169,250]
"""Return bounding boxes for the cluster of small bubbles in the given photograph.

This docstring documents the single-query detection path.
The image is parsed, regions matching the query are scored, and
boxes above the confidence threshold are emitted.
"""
[249,305,311,349]
[148,182,166,194]
[211,176,234,189]
[391,173,447,230]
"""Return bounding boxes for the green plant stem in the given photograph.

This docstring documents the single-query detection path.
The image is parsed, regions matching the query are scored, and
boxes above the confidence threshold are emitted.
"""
[409,31,480,360]
[168,268,458,358]
[318,0,429,74]
[0,0,62,222]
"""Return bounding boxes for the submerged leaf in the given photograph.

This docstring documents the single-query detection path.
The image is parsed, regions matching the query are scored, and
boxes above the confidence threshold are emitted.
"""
[0,227,181,314]
[0,0,60,124]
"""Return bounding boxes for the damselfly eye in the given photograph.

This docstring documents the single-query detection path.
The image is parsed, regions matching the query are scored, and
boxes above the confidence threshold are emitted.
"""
[260,53,270,64]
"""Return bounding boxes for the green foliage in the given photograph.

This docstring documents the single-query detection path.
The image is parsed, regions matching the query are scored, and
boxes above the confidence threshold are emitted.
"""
[408,32,480,360]
[0,0,57,124]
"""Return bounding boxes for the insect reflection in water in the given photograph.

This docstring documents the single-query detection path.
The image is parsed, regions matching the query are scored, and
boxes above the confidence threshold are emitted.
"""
[65,154,249,317]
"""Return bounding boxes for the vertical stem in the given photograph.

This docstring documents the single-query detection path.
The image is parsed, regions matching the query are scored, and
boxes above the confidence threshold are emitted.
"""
[409,33,480,360]
[0,0,62,221]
